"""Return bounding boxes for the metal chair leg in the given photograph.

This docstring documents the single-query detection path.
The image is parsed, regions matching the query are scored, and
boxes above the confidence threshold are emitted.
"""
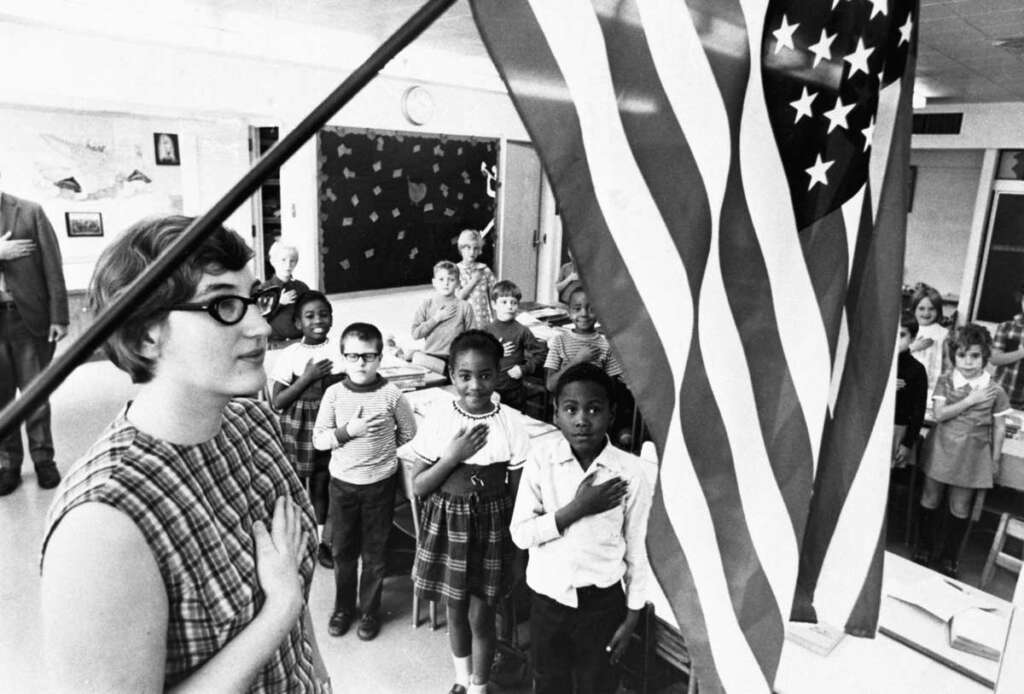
[429,600,438,630]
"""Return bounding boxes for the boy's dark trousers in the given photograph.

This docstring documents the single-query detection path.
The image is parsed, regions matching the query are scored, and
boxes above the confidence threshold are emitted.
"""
[530,584,627,694]
[329,472,398,617]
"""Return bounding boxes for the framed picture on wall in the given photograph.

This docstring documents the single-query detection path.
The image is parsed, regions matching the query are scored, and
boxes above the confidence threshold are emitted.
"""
[65,212,104,238]
[154,132,181,166]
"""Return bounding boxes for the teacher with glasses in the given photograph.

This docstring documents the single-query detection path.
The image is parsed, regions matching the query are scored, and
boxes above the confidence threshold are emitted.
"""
[40,216,331,692]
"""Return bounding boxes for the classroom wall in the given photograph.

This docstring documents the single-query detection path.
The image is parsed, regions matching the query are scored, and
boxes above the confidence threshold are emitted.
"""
[903,149,984,299]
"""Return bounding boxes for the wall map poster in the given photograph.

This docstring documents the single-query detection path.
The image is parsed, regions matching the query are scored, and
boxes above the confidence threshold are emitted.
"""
[318,128,498,294]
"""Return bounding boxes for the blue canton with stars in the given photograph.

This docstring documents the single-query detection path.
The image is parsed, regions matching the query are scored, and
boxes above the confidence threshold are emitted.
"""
[762,0,917,230]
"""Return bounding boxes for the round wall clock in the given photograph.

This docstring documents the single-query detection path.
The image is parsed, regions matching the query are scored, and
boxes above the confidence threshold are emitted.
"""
[402,85,435,126]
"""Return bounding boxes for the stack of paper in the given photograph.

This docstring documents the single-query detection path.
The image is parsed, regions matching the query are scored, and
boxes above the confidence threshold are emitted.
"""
[785,621,845,656]
[948,608,1009,661]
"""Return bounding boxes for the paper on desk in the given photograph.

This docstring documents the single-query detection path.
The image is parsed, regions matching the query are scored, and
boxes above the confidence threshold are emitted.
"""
[529,307,569,320]
[404,387,457,417]
[949,607,1009,661]
[887,575,1002,622]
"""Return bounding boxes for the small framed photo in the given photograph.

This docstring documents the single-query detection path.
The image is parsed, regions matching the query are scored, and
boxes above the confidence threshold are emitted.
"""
[65,212,104,238]
[154,132,181,166]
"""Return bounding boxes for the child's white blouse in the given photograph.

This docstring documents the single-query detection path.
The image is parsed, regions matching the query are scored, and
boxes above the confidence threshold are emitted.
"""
[410,400,528,470]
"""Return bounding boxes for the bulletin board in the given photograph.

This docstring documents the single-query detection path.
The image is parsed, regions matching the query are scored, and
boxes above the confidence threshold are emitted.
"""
[318,127,498,294]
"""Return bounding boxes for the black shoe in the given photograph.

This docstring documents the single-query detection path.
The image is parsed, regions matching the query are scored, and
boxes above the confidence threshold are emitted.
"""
[911,546,931,566]
[357,614,380,641]
[448,686,467,694]
[36,464,61,490]
[328,610,353,637]
[317,543,334,570]
[0,469,21,496]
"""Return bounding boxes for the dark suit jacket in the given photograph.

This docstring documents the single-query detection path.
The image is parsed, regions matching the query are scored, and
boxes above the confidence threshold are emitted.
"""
[0,194,69,338]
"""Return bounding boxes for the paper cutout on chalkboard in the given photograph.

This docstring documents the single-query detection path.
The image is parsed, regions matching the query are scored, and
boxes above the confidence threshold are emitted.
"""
[440,183,449,197]
[410,247,419,259]
[342,217,353,226]
[369,211,379,222]
[457,147,463,155]
[392,168,403,178]
[337,144,352,157]
[340,259,350,270]
[434,145,445,157]
[424,203,434,212]
[350,194,359,207]
[408,180,427,205]
[373,161,381,172]
[343,167,355,179]
[325,188,337,201]
[392,208,401,218]
[365,249,375,258]
[373,186,382,196]
[397,230,406,240]
[376,137,384,151]
[444,208,455,217]
[433,163,440,173]
[413,144,421,153]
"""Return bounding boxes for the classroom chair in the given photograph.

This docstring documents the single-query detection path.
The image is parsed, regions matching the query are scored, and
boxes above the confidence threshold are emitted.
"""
[980,513,1024,589]
[397,458,439,629]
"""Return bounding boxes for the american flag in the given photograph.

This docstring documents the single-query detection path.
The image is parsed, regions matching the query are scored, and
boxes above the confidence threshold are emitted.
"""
[470,1,917,691]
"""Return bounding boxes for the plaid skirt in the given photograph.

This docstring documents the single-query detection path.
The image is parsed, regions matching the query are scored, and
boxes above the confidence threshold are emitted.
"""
[413,488,515,606]
[278,394,321,479]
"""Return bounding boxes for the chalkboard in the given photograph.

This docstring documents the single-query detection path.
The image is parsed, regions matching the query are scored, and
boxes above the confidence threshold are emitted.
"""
[318,128,498,294]
[975,193,1024,322]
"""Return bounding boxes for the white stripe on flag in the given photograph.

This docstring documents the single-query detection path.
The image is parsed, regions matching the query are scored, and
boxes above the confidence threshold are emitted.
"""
[828,184,868,412]
[636,0,798,623]
[526,1,768,690]
[738,0,831,474]
[869,80,904,216]
[814,341,897,626]
[842,185,867,279]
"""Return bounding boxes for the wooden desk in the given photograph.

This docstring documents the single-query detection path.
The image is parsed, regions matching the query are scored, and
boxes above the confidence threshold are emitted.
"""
[645,553,1012,693]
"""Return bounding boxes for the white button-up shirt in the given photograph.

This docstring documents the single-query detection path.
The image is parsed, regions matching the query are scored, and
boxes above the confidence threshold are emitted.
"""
[510,434,653,610]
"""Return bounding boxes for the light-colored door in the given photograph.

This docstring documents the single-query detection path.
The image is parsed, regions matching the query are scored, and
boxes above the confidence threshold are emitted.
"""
[497,140,543,302]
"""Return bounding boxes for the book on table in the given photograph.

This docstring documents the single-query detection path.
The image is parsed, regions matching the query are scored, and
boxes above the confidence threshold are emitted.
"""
[948,608,1009,662]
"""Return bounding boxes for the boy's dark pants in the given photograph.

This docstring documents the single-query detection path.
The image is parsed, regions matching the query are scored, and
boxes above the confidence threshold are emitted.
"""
[329,473,398,617]
[530,584,627,694]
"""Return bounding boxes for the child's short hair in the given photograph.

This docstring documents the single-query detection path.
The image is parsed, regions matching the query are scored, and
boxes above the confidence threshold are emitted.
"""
[433,260,459,280]
[950,323,992,362]
[341,321,384,352]
[553,363,616,405]
[910,284,943,321]
[293,290,331,321]
[491,279,522,302]
[449,329,502,369]
[900,310,919,338]
[89,215,252,384]
[567,285,588,305]
[457,229,482,247]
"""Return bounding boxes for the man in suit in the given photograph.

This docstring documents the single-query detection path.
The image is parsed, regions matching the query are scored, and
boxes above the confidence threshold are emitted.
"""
[0,191,69,496]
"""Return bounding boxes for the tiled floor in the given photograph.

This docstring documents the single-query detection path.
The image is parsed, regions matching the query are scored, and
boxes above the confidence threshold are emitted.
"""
[0,288,1020,691]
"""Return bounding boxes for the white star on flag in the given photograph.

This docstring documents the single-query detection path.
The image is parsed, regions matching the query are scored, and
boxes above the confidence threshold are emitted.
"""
[844,38,874,78]
[868,0,888,19]
[790,87,817,123]
[861,117,876,152]
[773,15,799,54]
[823,96,855,133]
[806,154,834,190]
[808,29,837,68]
[899,16,913,46]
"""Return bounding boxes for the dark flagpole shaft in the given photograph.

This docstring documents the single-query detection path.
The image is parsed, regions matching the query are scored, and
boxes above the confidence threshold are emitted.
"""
[0,0,457,439]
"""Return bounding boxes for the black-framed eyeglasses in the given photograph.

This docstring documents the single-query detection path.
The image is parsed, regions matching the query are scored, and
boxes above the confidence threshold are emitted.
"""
[167,286,281,326]
[341,352,381,363]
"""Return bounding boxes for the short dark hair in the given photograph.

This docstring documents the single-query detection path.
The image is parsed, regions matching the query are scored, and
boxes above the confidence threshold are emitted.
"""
[950,323,992,362]
[449,329,502,370]
[554,363,616,404]
[341,322,383,352]
[292,290,331,322]
[567,285,588,305]
[900,310,919,338]
[910,284,944,321]
[88,215,253,384]
[491,279,522,302]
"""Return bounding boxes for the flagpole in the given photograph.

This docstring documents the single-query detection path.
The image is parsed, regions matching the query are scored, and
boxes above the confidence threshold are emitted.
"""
[0,0,458,440]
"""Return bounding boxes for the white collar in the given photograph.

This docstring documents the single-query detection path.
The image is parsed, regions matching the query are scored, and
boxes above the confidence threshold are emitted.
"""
[952,369,990,390]
[554,435,622,475]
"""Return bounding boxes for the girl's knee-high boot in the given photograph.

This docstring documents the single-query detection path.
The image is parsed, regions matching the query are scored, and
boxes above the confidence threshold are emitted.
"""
[939,513,969,578]
[913,506,936,565]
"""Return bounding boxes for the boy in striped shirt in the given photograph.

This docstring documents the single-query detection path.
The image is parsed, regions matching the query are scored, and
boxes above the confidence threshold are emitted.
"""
[544,286,623,392]
[313,322,417,642]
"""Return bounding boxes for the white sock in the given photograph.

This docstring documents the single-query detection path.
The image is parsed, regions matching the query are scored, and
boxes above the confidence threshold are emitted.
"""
[467,683,488,694]
[453,655,472,688]
[317,524,325,543]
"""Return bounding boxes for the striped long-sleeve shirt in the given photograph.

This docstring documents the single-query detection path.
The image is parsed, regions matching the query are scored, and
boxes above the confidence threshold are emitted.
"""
[312,376,416,484]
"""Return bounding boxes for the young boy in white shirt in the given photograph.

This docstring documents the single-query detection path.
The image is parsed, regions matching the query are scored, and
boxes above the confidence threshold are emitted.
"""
[510,363,653,694]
